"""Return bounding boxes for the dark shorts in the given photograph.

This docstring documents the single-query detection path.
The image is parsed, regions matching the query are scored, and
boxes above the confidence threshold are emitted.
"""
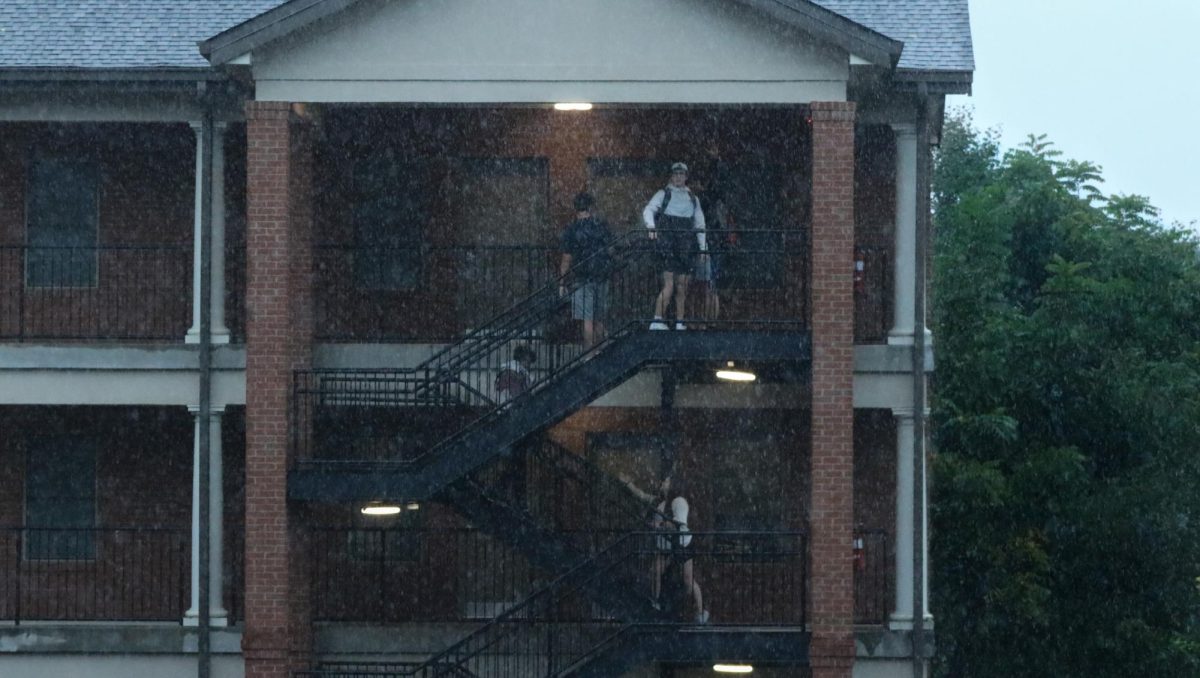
[655,229,697,275]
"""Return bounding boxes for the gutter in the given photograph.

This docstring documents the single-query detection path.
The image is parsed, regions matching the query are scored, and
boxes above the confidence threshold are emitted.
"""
[0,68,228,82]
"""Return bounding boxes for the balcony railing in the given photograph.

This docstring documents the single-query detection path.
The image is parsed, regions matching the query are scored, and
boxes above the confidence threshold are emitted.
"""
[0,245,191,342]
[310,527,541,623]
[306,525,809,628]
[0,526,245,625]
[0,526,187,623]
[298,531,807,678]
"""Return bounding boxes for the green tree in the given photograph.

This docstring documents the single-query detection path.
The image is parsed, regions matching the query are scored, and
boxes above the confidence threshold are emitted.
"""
[931,111,1200,677]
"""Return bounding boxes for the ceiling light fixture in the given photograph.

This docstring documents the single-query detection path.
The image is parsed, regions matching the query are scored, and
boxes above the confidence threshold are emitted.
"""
[553,102,593,111]
[713,664,754,674]
[715,361,756,382]
[360,502,402,516]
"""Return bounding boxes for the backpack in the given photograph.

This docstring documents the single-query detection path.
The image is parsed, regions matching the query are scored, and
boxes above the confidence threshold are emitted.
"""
[654,186,698,227]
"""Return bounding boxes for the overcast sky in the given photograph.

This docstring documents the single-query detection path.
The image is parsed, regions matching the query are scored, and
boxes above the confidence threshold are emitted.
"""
[949,0,1199,231]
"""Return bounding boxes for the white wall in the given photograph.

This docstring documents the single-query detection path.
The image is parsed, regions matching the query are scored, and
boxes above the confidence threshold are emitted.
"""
[252,0,848,103]
[0,655,244,678]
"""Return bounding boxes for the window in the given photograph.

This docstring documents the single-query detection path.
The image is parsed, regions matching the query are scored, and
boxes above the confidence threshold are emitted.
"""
[351,148,428,290]
[26,155,100,288]
[25,437,97,560]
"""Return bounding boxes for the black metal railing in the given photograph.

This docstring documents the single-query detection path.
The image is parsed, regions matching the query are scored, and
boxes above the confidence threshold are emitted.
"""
[294,531,807,678]
[0,245,191,341]
[293,230,808,465]
[854,528,890,625]
[0,526,188,623]
[314,244,557,342]
[309,526,541,623]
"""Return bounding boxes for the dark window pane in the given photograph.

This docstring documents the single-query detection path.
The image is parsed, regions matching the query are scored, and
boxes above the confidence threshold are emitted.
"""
[26,156,99,288]
[352,150,428,290]
[25,437,97,560]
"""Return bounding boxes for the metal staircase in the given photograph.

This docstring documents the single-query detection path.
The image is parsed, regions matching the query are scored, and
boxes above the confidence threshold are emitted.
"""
[290,230,809,501]
[290,231,812,677]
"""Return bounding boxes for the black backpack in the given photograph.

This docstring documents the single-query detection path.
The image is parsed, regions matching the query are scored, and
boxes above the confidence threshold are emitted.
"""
[655,186,698,227]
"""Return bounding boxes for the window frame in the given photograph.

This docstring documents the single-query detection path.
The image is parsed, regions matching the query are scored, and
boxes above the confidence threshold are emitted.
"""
[24,146,102,290]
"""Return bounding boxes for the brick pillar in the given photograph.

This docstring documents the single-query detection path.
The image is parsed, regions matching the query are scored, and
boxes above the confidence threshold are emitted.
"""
[242,100,315,678]
[808,101,857,678]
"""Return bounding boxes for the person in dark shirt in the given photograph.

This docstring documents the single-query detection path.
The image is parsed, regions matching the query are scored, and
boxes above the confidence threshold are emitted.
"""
[559,192,613,349]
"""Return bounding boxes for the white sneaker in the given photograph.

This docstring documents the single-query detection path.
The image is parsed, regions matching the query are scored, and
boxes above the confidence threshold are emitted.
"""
[649,320,668,330]
[674,322,686,331]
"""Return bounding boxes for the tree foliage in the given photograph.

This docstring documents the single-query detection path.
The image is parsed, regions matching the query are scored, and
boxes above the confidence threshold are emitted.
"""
[931,110,1200,677]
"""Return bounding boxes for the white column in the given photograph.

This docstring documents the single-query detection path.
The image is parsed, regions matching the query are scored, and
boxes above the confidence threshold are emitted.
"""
[210,123,231,343]
[890,408,915,629]
[185,122,231,344]
[184,408,228,627]
[888,123,928,345]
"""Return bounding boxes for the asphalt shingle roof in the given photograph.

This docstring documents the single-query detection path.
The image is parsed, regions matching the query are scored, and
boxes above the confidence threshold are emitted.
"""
[0,0,281,70]
[0,0,972,74]
[812,0,974,71]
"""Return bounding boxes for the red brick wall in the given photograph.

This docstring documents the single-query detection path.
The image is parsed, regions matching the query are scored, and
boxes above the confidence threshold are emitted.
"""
[242,101,315,678]
[0,124,195,340]
[808,101,857,677]
[0,406,247,622]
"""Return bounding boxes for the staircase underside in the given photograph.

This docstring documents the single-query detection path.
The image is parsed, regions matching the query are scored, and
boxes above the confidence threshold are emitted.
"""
[290,329,810,503]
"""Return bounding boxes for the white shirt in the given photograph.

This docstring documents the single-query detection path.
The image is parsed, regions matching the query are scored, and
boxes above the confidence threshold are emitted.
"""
[642,186,707,252]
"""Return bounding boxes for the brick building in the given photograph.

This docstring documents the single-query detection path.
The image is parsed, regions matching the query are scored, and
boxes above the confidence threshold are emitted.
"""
[0,1,972,677]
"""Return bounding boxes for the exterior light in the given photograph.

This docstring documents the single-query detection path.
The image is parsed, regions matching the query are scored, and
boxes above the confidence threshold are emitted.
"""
[713,665,754,674]
[553,102,593,111]
[360,503,401,516]
[716,361,756,382]
[405,501,421,511]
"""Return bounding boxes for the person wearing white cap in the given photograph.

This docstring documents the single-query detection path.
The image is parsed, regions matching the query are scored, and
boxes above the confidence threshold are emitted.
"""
[642,162,707,330]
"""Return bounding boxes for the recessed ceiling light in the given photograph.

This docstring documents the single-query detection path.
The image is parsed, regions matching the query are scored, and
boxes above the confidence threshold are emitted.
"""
[360,503,401,516]
[716,360,756,382]
[554,102,593,111]
[713,664,754,674]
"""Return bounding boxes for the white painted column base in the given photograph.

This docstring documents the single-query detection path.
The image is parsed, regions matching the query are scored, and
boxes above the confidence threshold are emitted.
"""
[184,408,228,627]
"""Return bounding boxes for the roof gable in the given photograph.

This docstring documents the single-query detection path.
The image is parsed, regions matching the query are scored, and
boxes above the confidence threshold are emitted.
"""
[200,0,903,69]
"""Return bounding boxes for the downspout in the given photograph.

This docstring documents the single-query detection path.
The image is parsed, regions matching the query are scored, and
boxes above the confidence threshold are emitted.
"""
[911,83,932,678]
[197,92,215,678]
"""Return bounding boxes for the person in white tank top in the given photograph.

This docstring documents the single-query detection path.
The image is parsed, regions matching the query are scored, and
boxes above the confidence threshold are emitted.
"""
[620,472,709,623]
